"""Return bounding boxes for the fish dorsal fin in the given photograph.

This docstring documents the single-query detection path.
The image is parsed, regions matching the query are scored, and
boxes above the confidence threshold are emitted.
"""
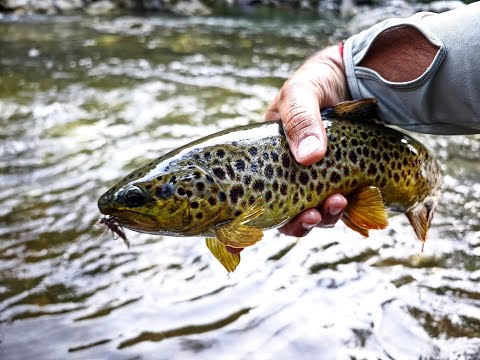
[405,196,438,244]
[341,186,388,236]
[214,200,264,248]
[321,99,382,125]
[205,237,240,273]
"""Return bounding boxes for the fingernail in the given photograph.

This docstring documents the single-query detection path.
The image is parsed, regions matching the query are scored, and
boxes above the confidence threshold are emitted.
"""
[297,136,323,159]
[328,206,343,216]
[302,222,315,230]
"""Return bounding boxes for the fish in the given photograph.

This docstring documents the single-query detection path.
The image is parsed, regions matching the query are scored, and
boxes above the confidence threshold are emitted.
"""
[98,99,442,272]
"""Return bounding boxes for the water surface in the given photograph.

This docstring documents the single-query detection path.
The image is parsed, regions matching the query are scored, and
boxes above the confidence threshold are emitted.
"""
[0,11,479,360]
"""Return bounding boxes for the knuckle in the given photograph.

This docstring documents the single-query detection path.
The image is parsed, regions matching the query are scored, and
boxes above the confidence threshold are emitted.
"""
[284,108,316,142]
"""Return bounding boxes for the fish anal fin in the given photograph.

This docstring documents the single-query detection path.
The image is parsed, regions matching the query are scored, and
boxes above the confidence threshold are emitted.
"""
[215,200,265,248]
[343,186,388,233]
[205,237,240,273]
[341,212,370,238]
[321,99,382,125]
[405,196,437,243]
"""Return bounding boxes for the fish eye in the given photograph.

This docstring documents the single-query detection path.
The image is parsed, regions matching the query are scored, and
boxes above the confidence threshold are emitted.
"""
[123,187,148,207]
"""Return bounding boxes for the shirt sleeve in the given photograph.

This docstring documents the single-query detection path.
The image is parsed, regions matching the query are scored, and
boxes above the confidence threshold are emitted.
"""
[343,3,480,135]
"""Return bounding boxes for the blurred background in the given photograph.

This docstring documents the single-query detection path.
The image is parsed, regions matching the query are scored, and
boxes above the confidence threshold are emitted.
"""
[0,1,479,359]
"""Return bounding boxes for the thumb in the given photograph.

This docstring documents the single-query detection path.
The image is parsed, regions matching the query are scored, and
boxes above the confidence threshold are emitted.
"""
[277,81,327,166]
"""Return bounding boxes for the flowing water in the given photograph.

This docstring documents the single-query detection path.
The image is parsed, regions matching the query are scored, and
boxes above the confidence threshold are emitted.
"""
[0,9,479,360]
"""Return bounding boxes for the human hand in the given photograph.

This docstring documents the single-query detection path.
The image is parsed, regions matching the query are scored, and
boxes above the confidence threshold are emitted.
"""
[265,45,349,237]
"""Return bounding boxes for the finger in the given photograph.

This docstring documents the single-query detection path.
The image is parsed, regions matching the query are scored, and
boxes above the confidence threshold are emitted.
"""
[277,81,327,166]
[277,208,322,237]
[264,93,280,121]
[317,194,348,228]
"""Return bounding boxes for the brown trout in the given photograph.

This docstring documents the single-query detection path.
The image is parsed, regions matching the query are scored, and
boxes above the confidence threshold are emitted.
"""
[98,99,441,272]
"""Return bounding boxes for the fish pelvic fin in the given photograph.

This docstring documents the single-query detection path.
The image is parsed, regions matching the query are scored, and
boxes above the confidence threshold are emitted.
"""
[214,200,264,248]
[341,186,389,236]
[205,237,240,273]
[321,99,382,125]
[405,195,438,243]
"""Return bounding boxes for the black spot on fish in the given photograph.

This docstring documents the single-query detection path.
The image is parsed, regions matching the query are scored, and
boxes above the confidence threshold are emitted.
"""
[349,151,357,164]
[235,159,245,171]
[249,196,255,205]
[230,185,244,204]
[145,184,152,190]
[280,183,288,196]
[335,148,342,161]
[263,152,270,161]
[216,149,225,158]
[289,171,296,183]
[213,167,226,180]
[253,179,265,192]
[371,139,378,148]
[360,132,368,140]
[218,191,226,202]
[156,175,163,181]
[293,193,299,203]
[351,179,358,188]
[265,164,274,179]
[383,153,391,162]
[249,147,258,156]
[299,171,309,185]
[156,184,174,199]
[281,153,290,167]
[362,147,369,157]
[310,168,318,180]
[393,173,400,183]
[186,190,193,197]
[272,181,279,191]
[367,164,377,176]
[196,182,205,191]
[243,175,252,185]
[204,152,212,160]
[234,210,242,216]
[343,167,350,177]
[405,179,410,187]
[341,139,348,147]
[265,190,272,202]
[393,151,400,160]
[196,212,203,219]
[351,139,359,146]
[403,158,408,166]
[192,172,200,180]
[206,174,214,183]
[208,196,216,206]
[271,152,279,162]
[306,194,312,202]
[283,171,289,180]
[191,201,199,209]
[316,183,324,194]
[177,188,186,196]
[276,166,283,178]
[226,164,235,179]
[359,160,366,171]
[330,171,341,184]
[251,163,258,172]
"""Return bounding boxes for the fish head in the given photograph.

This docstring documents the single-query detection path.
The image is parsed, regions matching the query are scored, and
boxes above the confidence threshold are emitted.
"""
[98,164,228,235]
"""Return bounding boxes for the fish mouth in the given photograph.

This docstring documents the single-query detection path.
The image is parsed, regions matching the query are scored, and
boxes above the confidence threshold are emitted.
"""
[104,210,163,233]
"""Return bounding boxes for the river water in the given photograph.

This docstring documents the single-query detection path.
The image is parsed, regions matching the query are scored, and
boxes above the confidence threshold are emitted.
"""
[0,10,479,360]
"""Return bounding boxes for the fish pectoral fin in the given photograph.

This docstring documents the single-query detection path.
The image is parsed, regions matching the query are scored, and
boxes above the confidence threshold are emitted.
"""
[405,196,437,243]
[322,99,382,125]
[341,213,370,238]
[205,237,240,273]
[341,186,388,236]
[214,200,265,248]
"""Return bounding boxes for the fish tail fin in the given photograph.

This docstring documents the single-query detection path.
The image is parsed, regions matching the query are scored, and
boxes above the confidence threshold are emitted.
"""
[405,195,438,243]
[321,99,382,124]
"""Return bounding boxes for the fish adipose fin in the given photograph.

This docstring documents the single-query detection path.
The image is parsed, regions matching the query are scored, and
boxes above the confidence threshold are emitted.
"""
[205,237,240,273]
[321,99,382,125]
[341,186,389,237]
[405,196,437,243]
[215,200,264,248]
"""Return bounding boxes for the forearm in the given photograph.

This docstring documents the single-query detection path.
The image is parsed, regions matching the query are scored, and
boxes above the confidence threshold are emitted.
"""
[343,3,480,135]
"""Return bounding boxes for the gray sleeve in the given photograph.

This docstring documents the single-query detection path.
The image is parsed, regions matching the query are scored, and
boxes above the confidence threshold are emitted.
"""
[343,3,480,135]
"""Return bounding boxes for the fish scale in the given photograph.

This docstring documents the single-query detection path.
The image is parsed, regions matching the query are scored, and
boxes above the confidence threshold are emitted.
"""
[98,99,442,271]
